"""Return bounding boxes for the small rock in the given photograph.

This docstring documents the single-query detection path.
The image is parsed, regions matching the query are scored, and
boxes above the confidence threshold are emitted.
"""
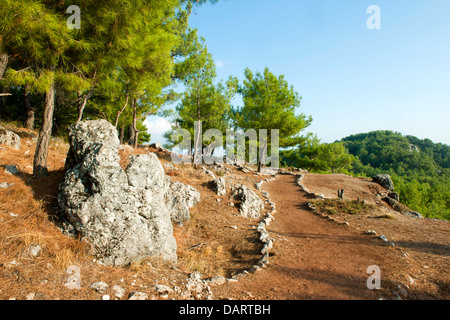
[154,284,174,295]
[209,178,227,196]
[230,225,237,229]
[112,285,125,299]
[207,275,226,287]
[102,295,111,300]
[182,272,213,300]
[388,192,400,201]
[25,293,35,300]
[149,142,162,149]
[6,259,20,267]
[0,129,21,150]
[90,281,109,293]
[231,183,264,219]
[406,275,415,286]
[128,292,148,300]
[248,265,261,274]
[5,165,19,175]
[28,244,42,257]
[403,211,423,219]
[0,182,14,189]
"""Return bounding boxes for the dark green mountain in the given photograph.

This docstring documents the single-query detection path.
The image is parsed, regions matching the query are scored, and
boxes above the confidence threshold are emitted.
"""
[339,131,449,220]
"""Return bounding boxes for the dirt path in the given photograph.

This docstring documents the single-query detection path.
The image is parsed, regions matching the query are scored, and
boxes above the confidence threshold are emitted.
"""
[214,174,405,300]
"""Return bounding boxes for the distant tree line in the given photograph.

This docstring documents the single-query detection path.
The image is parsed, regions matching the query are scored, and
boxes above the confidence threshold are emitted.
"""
[281,130,450,221]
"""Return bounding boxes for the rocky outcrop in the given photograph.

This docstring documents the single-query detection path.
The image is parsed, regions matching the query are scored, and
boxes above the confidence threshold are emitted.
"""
[231,183,264,219]
[166,179,201,224]
[57,120,194,267]
[403,210,423,219]
[0,129,20,150]
[149,142,162,149]
[373,174,394,191]
[208,177,227,196]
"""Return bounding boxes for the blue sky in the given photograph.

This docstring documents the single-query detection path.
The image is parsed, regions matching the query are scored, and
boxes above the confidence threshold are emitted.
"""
[146,0,450,146]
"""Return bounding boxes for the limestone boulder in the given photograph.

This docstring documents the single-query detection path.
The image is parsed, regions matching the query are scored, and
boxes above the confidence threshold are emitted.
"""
[0,129,20,150]
[373,174,395,191]
[231,183,264,219]
[57,120,177,266]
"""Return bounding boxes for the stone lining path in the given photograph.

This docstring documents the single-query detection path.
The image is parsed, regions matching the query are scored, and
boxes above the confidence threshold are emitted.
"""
[214,174,404,300]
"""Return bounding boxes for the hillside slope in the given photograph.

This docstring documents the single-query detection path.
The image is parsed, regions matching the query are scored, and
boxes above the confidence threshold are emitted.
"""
[0,125,448,300]
[214,174,450,300]
[340,130,450,220]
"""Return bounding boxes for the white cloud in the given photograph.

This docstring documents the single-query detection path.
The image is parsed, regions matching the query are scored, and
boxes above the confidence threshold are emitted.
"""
[144,116,172,134]
[215,60,226,68]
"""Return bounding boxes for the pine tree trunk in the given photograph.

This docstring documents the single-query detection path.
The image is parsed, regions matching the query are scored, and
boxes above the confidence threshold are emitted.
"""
[0,52,8,79]
[24,85,35,130]
[76,90,88,123]
[33,74,55,177]
[258,142,268,173]
[132,98,140,149]
[119,126,125,144]
[114,93,129,128]
[128,123,135,147]
[193,120,202,165]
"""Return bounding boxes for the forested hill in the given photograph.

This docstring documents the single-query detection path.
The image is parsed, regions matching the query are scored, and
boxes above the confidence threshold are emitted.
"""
[339,131,449,220]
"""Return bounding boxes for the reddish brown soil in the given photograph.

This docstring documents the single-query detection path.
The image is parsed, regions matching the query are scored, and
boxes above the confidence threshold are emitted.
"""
[213,174,450,300]
[302,173,450,299]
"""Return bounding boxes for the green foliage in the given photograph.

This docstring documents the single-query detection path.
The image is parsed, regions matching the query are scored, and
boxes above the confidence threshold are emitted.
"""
[234,67,311,168]
[281,137,354,174]
[164,40,236,156]
[0,0,214,144]
[340,131,450,221]
[235,67,312,147]
[314,143,355,174]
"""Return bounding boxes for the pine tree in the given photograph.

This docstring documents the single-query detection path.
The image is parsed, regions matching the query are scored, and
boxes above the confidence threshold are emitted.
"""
[236,67,312,171]
[173,40,236,163]
[0,0,86,177]
[0,0,218,175]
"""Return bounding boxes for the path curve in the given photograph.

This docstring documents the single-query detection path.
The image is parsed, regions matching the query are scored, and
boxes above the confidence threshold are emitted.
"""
[214,174,402,300]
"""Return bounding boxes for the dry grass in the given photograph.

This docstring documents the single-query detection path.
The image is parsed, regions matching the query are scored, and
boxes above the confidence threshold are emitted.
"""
[311,198,376,216]
[0,123,264,299]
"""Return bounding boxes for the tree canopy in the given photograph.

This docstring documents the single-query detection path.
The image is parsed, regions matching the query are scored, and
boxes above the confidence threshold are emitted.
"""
[0,0,216,175]
[234,67,312,170]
